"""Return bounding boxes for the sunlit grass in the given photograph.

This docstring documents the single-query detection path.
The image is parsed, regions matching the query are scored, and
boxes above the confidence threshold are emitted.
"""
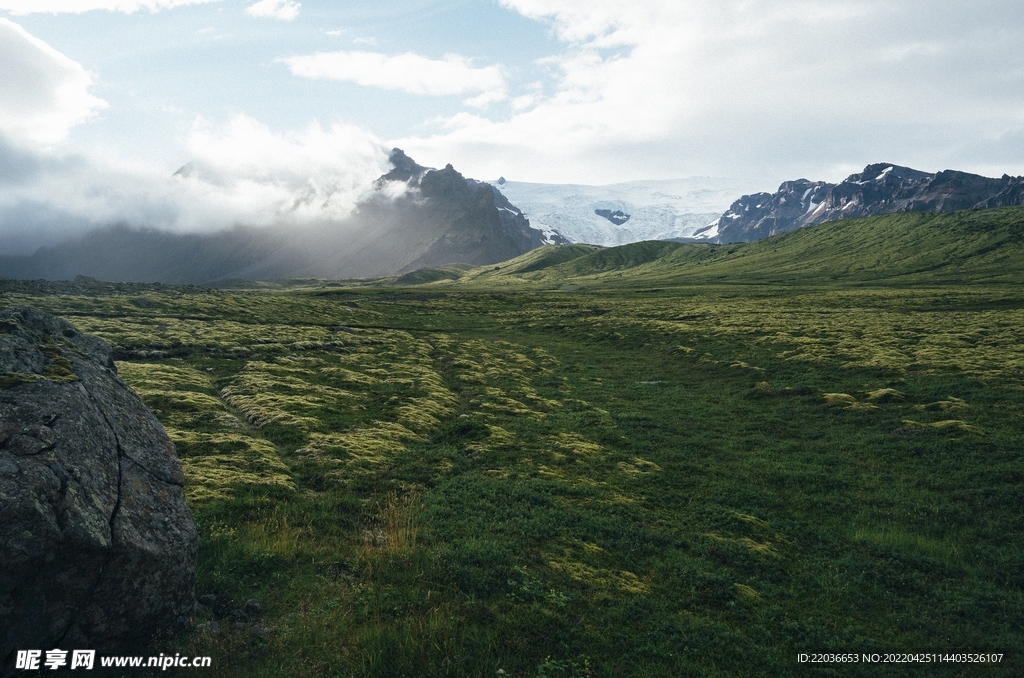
[7,235,1024,675]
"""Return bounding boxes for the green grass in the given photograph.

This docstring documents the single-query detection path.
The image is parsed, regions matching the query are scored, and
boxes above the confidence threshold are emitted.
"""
[3,207,1023,676]
[446,207,1024,288]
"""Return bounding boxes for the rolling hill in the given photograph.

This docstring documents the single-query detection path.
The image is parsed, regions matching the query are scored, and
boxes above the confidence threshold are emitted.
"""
[410,207,1024,288]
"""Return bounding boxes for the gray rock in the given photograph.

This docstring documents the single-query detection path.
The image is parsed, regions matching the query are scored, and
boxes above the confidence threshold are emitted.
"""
[0,307,197,668]
[211,594,233,618]
[243,598,263,617]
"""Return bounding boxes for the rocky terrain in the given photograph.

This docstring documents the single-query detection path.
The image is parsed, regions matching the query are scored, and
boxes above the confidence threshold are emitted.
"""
[0,307,197,666]
[698,163,1024,243]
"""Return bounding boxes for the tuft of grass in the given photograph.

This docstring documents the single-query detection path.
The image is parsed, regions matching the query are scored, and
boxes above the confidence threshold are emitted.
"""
[734,583,761,600]
[363,489,422,557]
[0,372,39,389]
[865,387,904,402]
[915,396,969,412]
[901,419,985,434]
[853,527,963,565]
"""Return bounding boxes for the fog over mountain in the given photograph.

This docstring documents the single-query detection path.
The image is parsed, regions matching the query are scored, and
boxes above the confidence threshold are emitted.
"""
[0,116,393,257]
[0,150,560,284]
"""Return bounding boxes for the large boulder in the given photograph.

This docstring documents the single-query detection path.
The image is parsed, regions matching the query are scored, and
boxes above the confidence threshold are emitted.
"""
[0,307,197,667]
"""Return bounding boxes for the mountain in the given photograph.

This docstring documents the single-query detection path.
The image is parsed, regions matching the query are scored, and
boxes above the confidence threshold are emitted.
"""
[0,150,557,284]
[491,177,748,246]
[698,163,1024,243]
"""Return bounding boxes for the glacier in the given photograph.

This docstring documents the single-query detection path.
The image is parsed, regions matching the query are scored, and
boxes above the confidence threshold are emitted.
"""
[491,177,753,246]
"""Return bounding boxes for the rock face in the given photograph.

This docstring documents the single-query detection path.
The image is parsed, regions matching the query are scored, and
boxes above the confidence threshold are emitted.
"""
[374,148,568,252]
[0,307,197,666]
[594,209,631,225]
[476,178,570,250]
[699,163,1024,243]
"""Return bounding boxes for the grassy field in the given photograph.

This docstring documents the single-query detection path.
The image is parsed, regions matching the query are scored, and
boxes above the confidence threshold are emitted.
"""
[2,209,1023,676]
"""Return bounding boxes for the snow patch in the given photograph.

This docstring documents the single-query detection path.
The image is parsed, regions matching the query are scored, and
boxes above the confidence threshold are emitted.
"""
[696,219,721,239]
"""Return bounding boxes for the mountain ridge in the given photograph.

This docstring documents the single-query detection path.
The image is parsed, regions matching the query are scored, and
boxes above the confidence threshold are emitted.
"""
[698,163,1024,243]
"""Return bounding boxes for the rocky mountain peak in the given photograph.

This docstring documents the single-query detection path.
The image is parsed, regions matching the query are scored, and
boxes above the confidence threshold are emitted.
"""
[845,163,930,184]
[376,147,430,186]
[375,151,567,250]
[702,163,1024,243]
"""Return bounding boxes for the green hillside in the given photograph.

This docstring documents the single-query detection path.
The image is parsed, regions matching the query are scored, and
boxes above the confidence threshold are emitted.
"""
[495,244,601,274]
[449,207,1024,288]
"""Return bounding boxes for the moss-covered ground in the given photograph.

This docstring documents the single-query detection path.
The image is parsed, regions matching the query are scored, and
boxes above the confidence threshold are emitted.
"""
[3,210,1023,676]
[2,279,1019,677]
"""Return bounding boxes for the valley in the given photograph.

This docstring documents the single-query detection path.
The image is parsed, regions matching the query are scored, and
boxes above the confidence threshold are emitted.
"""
[3,208,1022,676]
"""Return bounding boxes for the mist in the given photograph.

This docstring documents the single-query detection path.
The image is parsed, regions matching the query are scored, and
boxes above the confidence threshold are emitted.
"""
[0,115,396,258]
[0,157,541,284]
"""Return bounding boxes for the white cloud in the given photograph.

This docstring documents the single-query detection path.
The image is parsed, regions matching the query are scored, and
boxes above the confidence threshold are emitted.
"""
[463,91,507,110]
[498,0,638,45]
[245,0,299,21]
[394,0,1024,185]
[0,0,216,14]
[282,51,505,97]
[0,114,392,254]
[352,36,377,46]
[0,19,107,145]
[182,115,389,224]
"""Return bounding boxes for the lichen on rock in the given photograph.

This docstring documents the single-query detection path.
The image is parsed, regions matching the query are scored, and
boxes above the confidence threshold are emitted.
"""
[0,307,198,668]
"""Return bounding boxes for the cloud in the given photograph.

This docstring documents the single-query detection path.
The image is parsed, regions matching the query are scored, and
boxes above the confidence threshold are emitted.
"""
[245,0,299,21]
[395,0,1024,185]
[0,20,394,256]
[282,51,506,96]
[463,91,507,110]
[182,115,389,224]
[0,0,216,14]
[0,116,392,255]
[0,19,107,145]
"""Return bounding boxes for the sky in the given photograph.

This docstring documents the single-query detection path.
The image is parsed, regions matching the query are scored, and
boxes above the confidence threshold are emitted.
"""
[2,0,1024,253]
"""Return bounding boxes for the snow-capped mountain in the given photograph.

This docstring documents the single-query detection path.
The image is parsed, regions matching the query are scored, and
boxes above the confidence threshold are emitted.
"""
[698,163,1024,243]
[490,177,750,246]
